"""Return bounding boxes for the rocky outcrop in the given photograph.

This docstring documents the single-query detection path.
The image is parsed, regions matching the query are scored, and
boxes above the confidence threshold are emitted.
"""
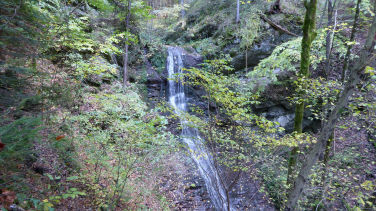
[231,27,296,71]
[173,46,203,69]
[144,52,164,101]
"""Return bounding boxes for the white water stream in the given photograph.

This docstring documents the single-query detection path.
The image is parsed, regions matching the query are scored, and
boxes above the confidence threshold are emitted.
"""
[167,47,231,210]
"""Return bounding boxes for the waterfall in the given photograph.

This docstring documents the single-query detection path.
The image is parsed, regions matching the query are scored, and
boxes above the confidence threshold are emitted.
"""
[167,47,231,210]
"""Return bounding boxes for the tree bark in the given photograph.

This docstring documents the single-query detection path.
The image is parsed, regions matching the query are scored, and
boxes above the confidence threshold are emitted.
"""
[123,0,131,87]
[319,131,333,200]
[287,0,318,189]
[341,0,362,82]
[259,13,298,37]
[324,0,334,78]
[236,0,240,23]
[180,0,185,18]
[320,0,337,198]
[318,0,328,28]
[286,8,376,209]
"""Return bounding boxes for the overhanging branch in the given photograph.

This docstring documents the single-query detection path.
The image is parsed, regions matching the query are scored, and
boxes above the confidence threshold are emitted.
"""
[259,13,298,37]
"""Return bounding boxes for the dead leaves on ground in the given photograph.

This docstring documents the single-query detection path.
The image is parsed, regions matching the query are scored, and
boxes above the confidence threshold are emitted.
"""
[0,189,16,210]
[55,135,65,141]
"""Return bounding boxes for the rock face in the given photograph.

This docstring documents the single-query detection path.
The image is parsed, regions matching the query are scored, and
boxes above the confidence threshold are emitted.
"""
[232,39,274,70]
[254,101,321,133]
[177,46,203,69]
[231,29,295,71]
[145,58,164,101]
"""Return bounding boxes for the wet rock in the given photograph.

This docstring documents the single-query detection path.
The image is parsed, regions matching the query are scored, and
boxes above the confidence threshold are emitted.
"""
[180,48,203,69]
[232,39,274,70]
[274,113,295,131]
[265,106,286,118]
[255,101,320,133]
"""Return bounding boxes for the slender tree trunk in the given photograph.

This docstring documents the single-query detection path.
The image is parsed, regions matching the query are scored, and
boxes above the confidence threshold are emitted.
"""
[320,0,337,199]
[318,0,328,28]
[286,7,376,209]
[123,0,131,87]
[319,131,334,203]
[321,133,333,180]
[180,0,185,18]
[245,47,248,73]
[341,0,362,82]
[286,0,318,189]
[236,0,240,23]
[325,0,334,77]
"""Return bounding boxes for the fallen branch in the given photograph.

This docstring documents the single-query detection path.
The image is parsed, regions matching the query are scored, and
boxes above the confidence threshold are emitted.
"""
[259,13,298,37]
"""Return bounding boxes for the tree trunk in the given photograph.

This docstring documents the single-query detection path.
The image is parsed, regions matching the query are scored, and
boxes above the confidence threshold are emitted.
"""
[324,0,334,78]
[341,0,362,82]
[123,0,131,87]
[318,0,328,28]
[320,0,337,199]
[320,131,333,200]
[180,0,185,18]
[286,0,318,189]
[260,13,298,37]
[236,0,240,23]
[245,47,248,72]
[286,8,376,209]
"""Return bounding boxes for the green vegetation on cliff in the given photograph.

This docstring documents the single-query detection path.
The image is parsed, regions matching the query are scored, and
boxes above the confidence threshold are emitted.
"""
[1,0,376,210]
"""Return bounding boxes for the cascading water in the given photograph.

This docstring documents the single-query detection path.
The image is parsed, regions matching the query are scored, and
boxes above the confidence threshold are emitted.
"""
[167,47,231,210]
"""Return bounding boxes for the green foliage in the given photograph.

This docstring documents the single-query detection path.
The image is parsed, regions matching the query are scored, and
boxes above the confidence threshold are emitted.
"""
[236,8,261,50]
[0,0,50,51]
[153,4,186,32]
[51,16,98,54]
[253,37,302,79]
[99,33,125,56]
[61,188,86,199]
[178,58,324,209]
[288,76,341,121]
[139,19,167,74]
[75,56,117,80]
[249,30,347,90]
[175,58,285,184]
[53,83,173,208]
[87,0,114,12]
[130,0,154,21]
[190,38,220,58]
[258,156,288,209]
[0,117,42,166]
[359,0,375,19]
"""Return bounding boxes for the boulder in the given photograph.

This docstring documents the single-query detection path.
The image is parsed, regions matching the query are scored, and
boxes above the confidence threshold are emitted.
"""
[180,47,203,69]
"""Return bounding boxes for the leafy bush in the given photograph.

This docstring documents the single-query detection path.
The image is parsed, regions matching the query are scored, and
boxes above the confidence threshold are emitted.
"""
[75,56,117,80]
[51,16,99,54]
[54,83,173,208]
